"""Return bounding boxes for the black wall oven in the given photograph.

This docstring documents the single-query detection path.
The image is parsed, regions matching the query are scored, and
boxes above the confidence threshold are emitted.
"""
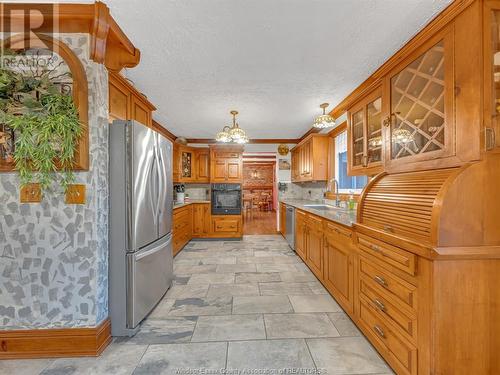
[211,184,242,215]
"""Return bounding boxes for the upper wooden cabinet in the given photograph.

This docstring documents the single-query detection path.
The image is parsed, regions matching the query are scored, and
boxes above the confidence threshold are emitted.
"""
[342,1,487,174]
[485,1,500,152]
[173,145,210,183]
[209,145,244,183]
[291,134,329,182]
[109,72,155,127]
[348,89,383,176]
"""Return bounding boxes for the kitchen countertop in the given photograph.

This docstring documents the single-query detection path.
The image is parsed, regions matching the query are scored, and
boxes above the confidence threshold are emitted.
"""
[174,200,211,209]
[280,199,357,228]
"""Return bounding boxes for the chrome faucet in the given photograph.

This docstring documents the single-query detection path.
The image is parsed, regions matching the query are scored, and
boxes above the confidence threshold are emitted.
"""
[327,178,340,207]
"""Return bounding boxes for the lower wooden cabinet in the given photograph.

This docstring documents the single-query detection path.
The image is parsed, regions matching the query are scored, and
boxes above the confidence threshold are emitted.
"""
[323,225,355,314]
[305,215,324,279]
[172,205,193,256]
[279,202,286,236]
[295,210,307,261]
[192,203,211,237]
[211,215,242,237]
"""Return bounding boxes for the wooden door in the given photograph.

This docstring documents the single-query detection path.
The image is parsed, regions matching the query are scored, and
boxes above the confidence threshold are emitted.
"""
[295,210,307,261]
[323,234,354,313]
[302,140,312,179]
[192,204,205,235]
[348,103,366,174]
[279,203,286,236]
[132,96,151,126]
[383,27,455,170]
[291,150,299,182]
[212,159,227,182]
[109,77,130,121]
[196,149,210,182]
[226,158,241,182]
[306,215,323,279]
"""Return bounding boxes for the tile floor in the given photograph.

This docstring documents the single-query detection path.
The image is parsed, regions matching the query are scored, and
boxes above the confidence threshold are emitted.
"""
[1,235,393,375]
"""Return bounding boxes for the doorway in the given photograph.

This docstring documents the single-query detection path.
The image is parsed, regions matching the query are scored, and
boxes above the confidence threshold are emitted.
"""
[242,161,278,234]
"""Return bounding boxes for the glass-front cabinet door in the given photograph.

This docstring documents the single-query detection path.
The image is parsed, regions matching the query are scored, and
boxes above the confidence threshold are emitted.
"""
[383,28,454,167]
[486,3,500,150]
[347,88,383,176]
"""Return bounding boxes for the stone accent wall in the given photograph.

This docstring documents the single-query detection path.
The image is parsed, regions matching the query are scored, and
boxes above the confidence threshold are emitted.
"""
[0,34,109,329]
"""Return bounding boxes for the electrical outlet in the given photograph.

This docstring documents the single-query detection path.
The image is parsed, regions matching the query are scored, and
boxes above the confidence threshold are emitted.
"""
[20,183,42,203]
[65,184,86,204]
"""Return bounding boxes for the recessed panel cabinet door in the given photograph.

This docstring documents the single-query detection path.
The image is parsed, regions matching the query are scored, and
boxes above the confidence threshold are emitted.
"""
[324,236,354,313]
[196,150,210,182]
[306,220,323,279]
[295,211,307,261]
[213,159,227,182]
[226,159,241,181]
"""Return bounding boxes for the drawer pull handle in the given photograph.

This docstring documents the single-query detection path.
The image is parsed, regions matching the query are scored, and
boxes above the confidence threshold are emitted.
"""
[374,325,385,338]
[374,275,388,287]
[383,225,394,233]
[370,244,385,255]
[374,299,386,312]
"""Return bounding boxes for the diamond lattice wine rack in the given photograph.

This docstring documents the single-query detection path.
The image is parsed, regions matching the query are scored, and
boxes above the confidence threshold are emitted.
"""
[390,40,446,160]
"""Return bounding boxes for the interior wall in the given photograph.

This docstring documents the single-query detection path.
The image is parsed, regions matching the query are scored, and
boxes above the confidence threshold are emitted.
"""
[0,34,109,330]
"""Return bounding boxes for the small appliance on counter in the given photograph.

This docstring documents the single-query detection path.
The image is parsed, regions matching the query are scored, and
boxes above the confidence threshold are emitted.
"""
[174,184,185,204]
[211,183,242,215]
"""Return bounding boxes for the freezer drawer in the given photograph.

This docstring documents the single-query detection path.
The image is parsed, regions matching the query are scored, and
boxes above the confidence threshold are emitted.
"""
[127,234,173,328]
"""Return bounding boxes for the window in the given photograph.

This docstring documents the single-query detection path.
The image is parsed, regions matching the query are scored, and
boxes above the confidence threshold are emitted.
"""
[334,131,367,194]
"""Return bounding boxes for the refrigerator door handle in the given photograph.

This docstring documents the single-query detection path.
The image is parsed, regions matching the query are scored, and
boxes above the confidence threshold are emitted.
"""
[135,234,171,260]
[148,155,157,227]
[155,134,163,226]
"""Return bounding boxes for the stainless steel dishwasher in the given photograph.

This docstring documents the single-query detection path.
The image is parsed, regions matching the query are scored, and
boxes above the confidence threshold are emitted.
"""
[285,204,295,250]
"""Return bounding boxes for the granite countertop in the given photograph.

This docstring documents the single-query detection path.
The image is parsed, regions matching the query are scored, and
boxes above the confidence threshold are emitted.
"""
[173,200,211,209]
[280,199,357,228]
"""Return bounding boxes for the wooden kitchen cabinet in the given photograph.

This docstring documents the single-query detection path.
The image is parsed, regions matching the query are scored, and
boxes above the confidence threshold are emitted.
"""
[291,134,329,182]
[192,203,211,237]
[279,202,286,236]
[173,145,210,183]
[211,215,242,238]
[172,205,193,256]
[294,210,307,261]
[210,145,244,183]
[109,72,155,127]
[323,222,355,314]
[347,88,383,176]
[305,214,324,280]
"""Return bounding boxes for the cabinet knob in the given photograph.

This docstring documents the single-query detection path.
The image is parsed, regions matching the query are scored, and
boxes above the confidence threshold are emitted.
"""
[383,112,400,127]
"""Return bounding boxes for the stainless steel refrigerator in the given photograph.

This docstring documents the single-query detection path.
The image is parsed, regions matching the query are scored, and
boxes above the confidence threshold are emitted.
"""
[109,120,173,336]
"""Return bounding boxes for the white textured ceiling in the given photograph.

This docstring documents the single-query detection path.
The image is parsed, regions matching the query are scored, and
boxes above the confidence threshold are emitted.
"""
[103,0,452,139]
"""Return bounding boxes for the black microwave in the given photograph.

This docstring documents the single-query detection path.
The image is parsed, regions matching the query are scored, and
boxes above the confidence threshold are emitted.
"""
[211,184,242,215]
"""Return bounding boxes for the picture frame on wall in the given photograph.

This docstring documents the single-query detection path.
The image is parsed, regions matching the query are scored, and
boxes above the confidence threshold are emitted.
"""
[278,159,291,170]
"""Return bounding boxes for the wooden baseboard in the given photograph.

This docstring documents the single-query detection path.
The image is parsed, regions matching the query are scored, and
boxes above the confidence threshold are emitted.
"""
[0,318,111,359]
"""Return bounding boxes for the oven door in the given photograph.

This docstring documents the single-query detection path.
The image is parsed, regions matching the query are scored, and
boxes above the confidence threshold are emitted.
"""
[212,185,242,215]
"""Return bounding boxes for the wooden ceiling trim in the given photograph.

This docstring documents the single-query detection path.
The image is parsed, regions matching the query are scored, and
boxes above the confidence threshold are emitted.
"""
[186,138,299,144]
[328,0,475,118]
[0,2,140,72]
[151,120,177,143]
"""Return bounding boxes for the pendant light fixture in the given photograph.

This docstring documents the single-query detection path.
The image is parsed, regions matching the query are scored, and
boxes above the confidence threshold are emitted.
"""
[313,103,335,129]
[216,110,249,143]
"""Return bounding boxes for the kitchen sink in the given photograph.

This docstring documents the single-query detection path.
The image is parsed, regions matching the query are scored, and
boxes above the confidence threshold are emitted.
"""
[303,204,343,211]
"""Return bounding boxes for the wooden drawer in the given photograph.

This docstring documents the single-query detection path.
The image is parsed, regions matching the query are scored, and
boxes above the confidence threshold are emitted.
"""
[214,151,240,158]
[359,257,417,311]
[212,216,241,233]
[357,234,416,275]
[173,207,191,231]
[359,298,417,375]
[324,221,353,247]
[173,228,190,256]
[360,281,417,343]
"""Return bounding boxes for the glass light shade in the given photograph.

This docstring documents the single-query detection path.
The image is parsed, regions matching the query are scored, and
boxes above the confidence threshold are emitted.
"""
[393,129,413,144]
[313,114,335,129]
[369,136,383,148]
[235,135,249,144]
[216,130,231,143]
[228,126,246,140]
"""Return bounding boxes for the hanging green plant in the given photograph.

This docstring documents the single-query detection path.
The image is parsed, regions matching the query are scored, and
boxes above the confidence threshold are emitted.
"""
[0,55,83,193]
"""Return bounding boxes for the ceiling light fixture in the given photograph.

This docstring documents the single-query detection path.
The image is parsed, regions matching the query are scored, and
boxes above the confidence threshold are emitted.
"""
[216,110,248,144]
[313,103,335,129]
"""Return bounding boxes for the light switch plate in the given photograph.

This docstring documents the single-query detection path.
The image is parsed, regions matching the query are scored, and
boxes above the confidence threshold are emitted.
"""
[65,184,86,204]
[20,183,42,203]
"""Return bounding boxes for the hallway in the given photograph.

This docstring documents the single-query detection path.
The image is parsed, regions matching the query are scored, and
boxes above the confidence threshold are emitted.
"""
[243,210,278,234]
[3,235,391,375]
